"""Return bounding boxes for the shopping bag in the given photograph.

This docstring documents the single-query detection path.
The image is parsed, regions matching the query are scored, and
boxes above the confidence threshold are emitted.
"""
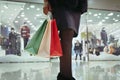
[25,20,48,55]
[37,20,51,57]
[37,19,63,57]
[50,19,63,57]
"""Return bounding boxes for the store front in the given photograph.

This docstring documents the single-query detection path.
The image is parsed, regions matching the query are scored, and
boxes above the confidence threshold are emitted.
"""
[0,1,49,62]
[0,0,120,62]
[73,9,120,61]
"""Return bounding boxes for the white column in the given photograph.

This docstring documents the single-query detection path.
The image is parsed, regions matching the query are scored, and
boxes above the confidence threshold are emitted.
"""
[20,37,24,56]
[82,39,88,62]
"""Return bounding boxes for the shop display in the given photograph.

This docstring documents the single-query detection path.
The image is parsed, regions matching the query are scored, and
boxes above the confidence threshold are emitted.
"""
[0,1,120,62]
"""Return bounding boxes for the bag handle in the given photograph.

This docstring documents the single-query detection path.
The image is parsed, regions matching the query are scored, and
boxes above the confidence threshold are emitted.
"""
[47,11,53,20]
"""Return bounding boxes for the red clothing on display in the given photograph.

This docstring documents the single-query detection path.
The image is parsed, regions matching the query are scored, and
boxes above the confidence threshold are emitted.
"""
[21,26,30,38]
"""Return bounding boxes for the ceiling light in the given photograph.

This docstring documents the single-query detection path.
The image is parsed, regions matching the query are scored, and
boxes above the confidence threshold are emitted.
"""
[108,13,113,16]
[40,20,43,23]
[105,17,109,19]
[36,8,40,11]
[27,8,30,10]
[115,20,119,22]
[98,13,102,15]
[30,5,35,8]
[117,15,120,17]
[0,23,2,25]
[113,18,115,20]
[94,14,98,16]
[29,23,33,25]
[31,25,35,28]
[88,12,92,15]
[36,14,40,17]
[21,8,24,10]
[15,21,18,23]
[102,20,105,22]
[27,20,30,23]
[98,22,103,25]
[98,22,103,26]
[24,18,28,20]
[17,16,20,18]
[88,20,93,22]
[1,10,4,13]
[21,12,24,14]
[21,14,25,17]
[4,5,8,9]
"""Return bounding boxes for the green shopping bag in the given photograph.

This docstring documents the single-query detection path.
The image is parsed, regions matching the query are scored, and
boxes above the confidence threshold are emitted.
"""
[25,20,48,55]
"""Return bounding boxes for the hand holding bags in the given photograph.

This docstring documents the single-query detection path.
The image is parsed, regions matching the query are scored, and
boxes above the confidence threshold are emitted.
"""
[25,19,63,57]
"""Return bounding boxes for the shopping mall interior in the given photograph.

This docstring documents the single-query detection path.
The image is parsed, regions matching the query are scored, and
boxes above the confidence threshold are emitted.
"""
[0,0,120,80]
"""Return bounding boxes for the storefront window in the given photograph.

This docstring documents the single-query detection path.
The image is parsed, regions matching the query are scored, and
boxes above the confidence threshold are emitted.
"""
[0,1,48,62]
[74,9,120,60]
[1,1,120,61]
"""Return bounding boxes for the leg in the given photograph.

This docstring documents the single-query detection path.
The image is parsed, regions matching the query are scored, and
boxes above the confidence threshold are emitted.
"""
[24,38,28,48]
[79,54,82,60]
[23,38,26,48]
[75,50,78,60]
[75,52,78,60]
[58,29,74,79]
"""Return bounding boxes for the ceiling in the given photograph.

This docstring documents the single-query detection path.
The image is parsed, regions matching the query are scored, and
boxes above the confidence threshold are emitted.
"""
[0,0,120,42]
[0,1,46,35]
[2,0,120,11]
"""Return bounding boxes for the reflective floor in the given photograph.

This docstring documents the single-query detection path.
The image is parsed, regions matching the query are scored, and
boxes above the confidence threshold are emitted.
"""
[0,60,120,80]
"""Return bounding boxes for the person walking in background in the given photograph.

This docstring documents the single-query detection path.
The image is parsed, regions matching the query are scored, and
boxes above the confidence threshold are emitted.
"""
[74,40,83,60]
[100,27,108,46]
[43,0,87,80]
[21,22,30,48]
[9,28,17,55]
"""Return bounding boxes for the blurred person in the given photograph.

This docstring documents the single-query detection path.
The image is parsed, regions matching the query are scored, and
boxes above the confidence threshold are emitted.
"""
[101,27,108,46]
[74,40,82,60]
[9,28,17,55]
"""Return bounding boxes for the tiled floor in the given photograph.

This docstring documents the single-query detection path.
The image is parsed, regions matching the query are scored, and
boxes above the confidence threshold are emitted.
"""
[0,60,120,80]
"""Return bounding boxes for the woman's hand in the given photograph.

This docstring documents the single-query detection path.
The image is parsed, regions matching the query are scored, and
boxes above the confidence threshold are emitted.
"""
[43,2,52,15]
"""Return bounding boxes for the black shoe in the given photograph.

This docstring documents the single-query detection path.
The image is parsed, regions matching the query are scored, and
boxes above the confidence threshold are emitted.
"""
[57,72,76,80]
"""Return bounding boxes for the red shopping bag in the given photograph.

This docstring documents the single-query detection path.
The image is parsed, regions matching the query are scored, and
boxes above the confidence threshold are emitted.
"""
[50,19,63,57]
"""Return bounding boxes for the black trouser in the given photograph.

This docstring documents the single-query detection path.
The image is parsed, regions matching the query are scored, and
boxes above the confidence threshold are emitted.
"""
[75,50,82,60]
[23,38,29,48]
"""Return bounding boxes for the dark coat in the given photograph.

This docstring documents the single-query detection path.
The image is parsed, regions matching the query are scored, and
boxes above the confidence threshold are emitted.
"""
[48,0,87,14]
[74,42,82,51]
[9,32,17,49]
[101,30,108,42]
